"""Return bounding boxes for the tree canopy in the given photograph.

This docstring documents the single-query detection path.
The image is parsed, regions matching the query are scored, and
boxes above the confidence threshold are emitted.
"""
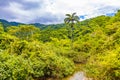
[0,10,120,80]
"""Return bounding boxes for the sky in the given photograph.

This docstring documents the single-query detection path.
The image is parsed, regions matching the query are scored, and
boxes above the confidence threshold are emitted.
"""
[0,0,120,24]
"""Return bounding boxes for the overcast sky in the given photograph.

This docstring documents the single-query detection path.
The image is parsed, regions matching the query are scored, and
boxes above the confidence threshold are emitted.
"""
[0,0,120,24]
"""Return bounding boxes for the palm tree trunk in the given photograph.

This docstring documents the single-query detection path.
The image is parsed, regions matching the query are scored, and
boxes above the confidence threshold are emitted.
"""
[71,24,74,49]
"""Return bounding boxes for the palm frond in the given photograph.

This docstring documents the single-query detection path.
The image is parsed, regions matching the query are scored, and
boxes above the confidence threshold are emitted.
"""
[64,18,70,24]
[64,12,79,24]
[72,13,76,17]
[66,14,71,17]
[74,16,79,20]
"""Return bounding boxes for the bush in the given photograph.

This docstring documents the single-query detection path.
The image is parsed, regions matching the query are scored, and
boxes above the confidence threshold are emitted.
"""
[0,53,32,80]
[0,33,18,50]
[84,49,120,80]
[30,52,75,79]
[0,51,75,79]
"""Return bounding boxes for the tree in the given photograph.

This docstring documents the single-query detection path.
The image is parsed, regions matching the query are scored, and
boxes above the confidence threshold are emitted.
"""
[0,22,4,33]
[7,25,40,41]
[64,13,79,49]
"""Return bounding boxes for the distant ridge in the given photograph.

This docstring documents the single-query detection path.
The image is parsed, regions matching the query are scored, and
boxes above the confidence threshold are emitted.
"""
[0,19,46,29]
[0,19,65,30]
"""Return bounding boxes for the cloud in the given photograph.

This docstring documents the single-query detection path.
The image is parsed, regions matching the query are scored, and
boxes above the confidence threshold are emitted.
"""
[0,0,120,24]
[29,12,64,24]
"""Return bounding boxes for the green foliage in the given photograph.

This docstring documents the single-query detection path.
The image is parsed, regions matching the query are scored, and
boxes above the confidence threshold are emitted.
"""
[1,10,120,80]
[0,53,32,80]
[8,40,28,55]
[0,22,4,33]
[84,49,120,80]
[64,13,79,49]
[7,25,40,41]
[40,27,68,42]
[0,50,74,79]
[0,33,18,50]
[89,15,110,27]
[30,52,75,78]
[105,22,120,35]
[109,10,120,23]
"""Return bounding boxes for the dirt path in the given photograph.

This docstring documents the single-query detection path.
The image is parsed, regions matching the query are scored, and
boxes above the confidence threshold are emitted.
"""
[69,72,92,80]
[69,72,85,80]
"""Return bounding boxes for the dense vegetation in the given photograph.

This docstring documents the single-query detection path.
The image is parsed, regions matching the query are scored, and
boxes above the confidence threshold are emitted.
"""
[0,10,120,80]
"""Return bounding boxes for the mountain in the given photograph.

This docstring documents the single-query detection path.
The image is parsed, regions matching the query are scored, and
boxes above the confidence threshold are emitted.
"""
[0,19,46,29]
[0,19,65,30]
[0,19,23,29]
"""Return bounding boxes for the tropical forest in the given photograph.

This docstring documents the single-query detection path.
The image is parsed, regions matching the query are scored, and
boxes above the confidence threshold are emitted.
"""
[0,6,120,80]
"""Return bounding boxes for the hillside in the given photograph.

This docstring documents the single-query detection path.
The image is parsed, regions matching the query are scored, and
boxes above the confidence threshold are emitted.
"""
[0,10,120,80]
[0,19,65,30]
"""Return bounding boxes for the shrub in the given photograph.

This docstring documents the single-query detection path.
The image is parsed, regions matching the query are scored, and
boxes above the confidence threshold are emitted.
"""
[0,50,75,79]
[84,49,120,80]
[30,52,75,79]
[0,53,32,80]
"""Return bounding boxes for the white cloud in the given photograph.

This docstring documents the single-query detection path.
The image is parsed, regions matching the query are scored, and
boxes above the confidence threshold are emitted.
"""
[4,2,32,23]
[2,0,120,24]
[49,0,120,16]
[25,0,41,2]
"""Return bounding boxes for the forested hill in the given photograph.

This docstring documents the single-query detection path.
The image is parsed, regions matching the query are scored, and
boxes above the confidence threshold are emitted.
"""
[0,10,120,80]
[0,19,24,28]
[0,19,64,30]
[0,12,116,31]
[0,10,117,30]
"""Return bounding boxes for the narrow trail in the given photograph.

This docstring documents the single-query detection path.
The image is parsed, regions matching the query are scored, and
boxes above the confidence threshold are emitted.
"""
[69,72,92,80]
[69,72,85,80]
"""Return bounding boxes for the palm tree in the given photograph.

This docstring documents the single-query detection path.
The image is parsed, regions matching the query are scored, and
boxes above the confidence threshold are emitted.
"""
[64,13,79,49]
